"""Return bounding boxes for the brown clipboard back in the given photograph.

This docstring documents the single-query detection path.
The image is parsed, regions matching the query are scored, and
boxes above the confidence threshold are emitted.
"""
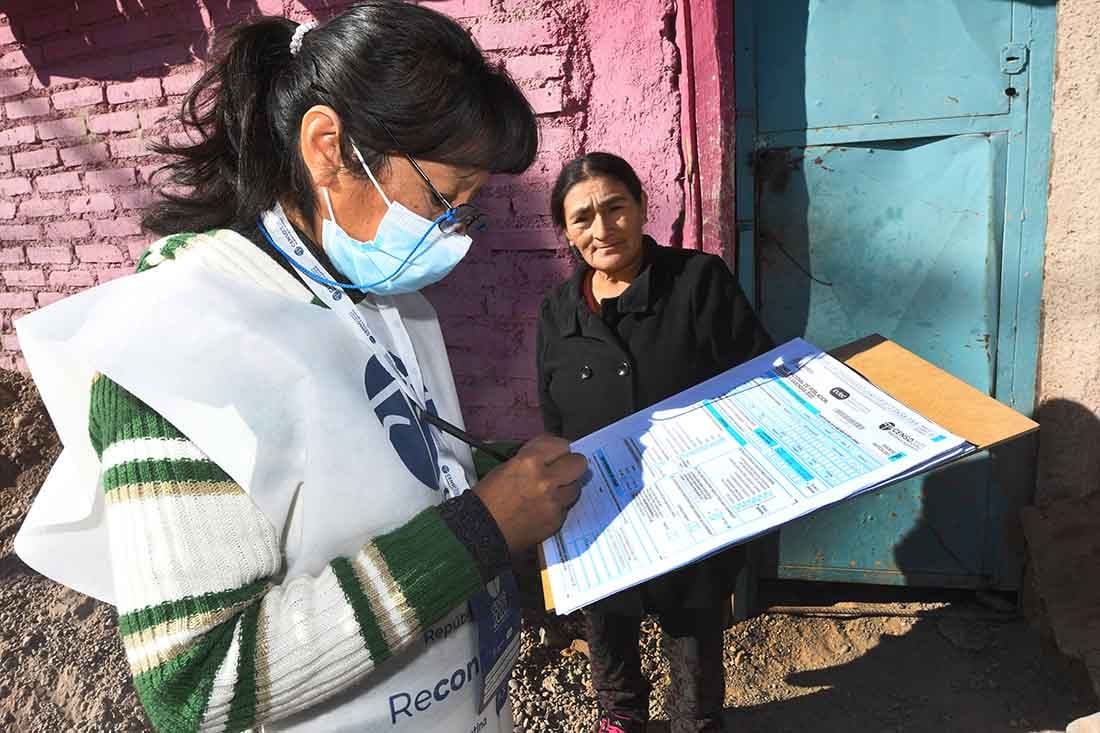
[831,335,1037,450]
[539,336,1039,611]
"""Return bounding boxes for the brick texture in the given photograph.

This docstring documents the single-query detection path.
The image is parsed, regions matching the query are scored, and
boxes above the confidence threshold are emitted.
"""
[94,216,142,237]
[47,220,93,239]
[0,292,35,309]
[13,147,60,169]
[69,193,115,214]
[28,246,73,264]
[61,142,110,166]
[85,167,136,189]
[0,47,40,71]
[88,110,140,134]
[48,269,93,287]
[162,69,202,95]
[37,117,87,140]
[0,75,32,98]
[0,124,35,147]
[19,198,60,218]
[5,97,50,119]
[38,172,82,193]
[0,0,687,439]
[106,78,163,105]
[138,106,173,129]
[110,136,153,158]
[3,268,45,286]
[0,224,40,241]
[0,247,24,263]
[0,177,32,196]
[52,86,105,110]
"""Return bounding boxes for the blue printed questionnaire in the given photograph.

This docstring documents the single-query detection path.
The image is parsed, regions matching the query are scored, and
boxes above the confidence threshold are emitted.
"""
[542,339,974,615]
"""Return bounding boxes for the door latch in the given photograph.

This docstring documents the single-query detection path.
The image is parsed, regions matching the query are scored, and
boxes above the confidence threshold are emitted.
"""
[1001,43,1029,74]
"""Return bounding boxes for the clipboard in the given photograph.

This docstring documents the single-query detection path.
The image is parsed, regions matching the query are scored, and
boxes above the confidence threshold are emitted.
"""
[539,335,1039,611]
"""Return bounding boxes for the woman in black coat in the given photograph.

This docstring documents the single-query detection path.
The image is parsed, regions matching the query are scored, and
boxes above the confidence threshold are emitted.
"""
[536,153,772,733]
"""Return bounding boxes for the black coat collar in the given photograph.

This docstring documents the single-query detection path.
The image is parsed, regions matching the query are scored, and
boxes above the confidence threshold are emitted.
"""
[554,235,660,337]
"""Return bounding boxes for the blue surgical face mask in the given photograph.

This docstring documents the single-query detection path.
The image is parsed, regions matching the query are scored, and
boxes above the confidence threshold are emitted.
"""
[320,146,472,295]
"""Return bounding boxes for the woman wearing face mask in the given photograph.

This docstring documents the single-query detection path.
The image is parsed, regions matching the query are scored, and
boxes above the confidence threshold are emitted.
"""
[536,153,773,733]
[14,3,586,731]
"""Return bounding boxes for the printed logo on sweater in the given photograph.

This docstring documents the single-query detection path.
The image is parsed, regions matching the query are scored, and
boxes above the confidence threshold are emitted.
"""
[364,352,441,491]
[388,656,481,725]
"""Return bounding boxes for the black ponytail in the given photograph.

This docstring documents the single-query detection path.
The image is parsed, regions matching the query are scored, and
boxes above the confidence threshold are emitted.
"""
[143,1,539,236]
[140,18,296,235]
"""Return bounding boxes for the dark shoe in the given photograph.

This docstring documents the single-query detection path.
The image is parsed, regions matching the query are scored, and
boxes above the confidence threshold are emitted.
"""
[596,711,647,733]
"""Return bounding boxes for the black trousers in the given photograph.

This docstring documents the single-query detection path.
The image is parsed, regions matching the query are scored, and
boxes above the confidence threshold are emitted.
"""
[585,607,727,732]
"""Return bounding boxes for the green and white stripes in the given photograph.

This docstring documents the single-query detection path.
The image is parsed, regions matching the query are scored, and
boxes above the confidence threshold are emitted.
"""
[84,232,488,731]
[135,231,206,273]
[90,369,482,731]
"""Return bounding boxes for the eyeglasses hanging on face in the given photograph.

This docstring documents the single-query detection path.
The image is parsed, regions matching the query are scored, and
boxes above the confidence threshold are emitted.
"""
[302,83,490,237]
[368,114,488,236]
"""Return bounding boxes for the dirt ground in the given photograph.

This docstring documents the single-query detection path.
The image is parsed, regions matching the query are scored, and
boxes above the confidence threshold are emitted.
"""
[0,369,1096,732]
[511,589,1098,733]
[0,370,149,731]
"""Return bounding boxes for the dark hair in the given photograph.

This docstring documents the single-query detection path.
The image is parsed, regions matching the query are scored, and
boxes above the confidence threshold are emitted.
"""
[549,152,645,230]
[143,1,539,236]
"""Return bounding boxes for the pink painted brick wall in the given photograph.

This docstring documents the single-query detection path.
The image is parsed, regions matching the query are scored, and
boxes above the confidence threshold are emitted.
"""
[0,0,690,438]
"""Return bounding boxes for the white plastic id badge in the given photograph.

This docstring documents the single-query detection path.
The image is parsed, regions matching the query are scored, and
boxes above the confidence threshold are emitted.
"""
[468,572,522,713]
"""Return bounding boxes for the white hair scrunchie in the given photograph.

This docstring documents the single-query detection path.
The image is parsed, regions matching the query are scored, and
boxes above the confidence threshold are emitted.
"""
[289,21,317,56]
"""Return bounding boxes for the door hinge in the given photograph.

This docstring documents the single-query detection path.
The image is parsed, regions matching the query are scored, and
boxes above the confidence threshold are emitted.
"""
[1001,43,1029,74]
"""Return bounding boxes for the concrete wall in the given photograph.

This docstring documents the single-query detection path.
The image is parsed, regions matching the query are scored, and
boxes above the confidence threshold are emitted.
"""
[1035,0,1100,506]
[0,0,722,439]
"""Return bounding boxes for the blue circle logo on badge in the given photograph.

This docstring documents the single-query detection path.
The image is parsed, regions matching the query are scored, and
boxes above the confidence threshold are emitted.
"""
[441,465,450,474]
[294,246,304,256]
[364,352,441,491]
[332,291,343,301]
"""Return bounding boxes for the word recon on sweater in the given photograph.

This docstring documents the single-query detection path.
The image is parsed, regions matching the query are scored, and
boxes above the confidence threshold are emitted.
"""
[388,656,481,724]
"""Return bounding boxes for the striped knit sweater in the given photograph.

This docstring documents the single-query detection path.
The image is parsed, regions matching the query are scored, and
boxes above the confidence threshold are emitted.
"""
[91,230,509,732]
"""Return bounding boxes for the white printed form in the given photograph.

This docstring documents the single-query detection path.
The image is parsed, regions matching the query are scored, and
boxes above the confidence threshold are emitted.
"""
[543,338,975,615]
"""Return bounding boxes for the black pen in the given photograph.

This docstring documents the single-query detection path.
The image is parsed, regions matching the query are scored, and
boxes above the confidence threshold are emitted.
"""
[415,406,512,463]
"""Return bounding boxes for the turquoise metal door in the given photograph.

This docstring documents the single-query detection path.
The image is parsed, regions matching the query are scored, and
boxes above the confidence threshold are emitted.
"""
[734,1,1055,588]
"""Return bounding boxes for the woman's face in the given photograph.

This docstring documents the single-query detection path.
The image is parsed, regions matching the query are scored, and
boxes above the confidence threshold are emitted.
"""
[561,176,647,277]
[329,156,489,243]
[297,106,489,243]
